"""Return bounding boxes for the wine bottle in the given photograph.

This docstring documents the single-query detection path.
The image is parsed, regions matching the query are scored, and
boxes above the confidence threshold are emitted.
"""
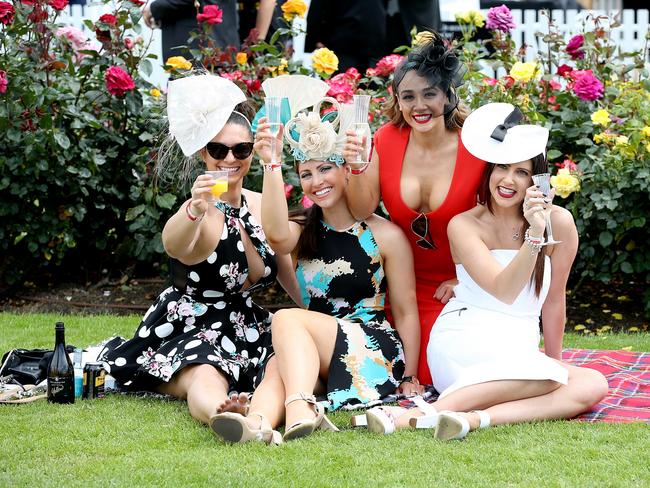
[47,322,75,404]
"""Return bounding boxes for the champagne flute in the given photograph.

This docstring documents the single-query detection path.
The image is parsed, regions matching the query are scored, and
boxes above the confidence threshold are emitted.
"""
[532,173,562,245]
[351,94,371,164]
[264,96,282,164]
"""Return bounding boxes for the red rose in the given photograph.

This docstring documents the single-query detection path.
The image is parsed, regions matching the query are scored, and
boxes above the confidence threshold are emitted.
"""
[127,0,145,5]
[104,65,136,97]
[345,67,361,81]
[0,2,15,25]
[47,0,69,11]
[28,4,48,22]
[196,5,223,24]
[556,64,573,77]
[99,13,118,25]
[502,75,515,89]
[0,70,8,94]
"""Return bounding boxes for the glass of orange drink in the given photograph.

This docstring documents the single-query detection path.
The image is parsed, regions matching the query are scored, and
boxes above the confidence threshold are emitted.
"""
[205,170,229,202]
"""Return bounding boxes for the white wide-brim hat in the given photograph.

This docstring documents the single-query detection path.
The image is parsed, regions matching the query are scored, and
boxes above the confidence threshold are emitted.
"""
[461,103,549,164]
[167,74,247,156]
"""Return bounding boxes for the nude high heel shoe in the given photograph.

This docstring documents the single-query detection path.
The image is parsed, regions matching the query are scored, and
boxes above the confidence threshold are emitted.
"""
[282,392,339,441]
[210,411,283,445]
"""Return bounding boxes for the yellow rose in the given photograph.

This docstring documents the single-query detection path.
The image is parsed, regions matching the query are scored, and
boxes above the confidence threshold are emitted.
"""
[149,88,161,98]
[468,10,485,27]
[236,52,248,65]
[642,126,650,138]
[312,48,338,77]
[590,109,610,126]
[278,58,288,75]
[550,168,580,198]
[281,0,307,22]
[509,62,539,83]
[165,56,192,72]
[455,12,471,24]
[615,135,629,146]
[413,31,434,46]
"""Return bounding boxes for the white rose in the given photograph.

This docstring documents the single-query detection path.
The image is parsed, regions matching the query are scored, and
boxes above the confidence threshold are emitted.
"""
[298,112,337,160]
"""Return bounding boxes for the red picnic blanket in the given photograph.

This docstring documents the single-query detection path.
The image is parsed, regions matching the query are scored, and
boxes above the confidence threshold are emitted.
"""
[563,348,650,423]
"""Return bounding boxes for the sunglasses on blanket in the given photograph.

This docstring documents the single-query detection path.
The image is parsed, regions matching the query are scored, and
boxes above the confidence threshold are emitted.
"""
[411,213,437,250]
[206,142,254,160]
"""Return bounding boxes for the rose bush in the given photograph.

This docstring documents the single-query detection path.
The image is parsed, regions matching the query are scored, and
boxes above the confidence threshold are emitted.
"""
[454,6,649,309]
[0,0,170,286]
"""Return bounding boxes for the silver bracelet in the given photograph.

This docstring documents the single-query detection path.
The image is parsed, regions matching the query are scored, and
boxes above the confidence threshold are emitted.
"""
[524,228,545,254]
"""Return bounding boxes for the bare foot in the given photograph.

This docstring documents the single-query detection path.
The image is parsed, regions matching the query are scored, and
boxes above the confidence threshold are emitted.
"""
[216,392,250,415]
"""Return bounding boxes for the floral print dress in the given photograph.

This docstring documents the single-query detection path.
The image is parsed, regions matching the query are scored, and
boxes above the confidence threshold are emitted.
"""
[295,220,405,410]
[99,195,278,392]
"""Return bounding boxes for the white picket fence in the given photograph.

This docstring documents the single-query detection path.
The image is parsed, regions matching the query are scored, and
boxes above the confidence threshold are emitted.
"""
[58,5,649,87]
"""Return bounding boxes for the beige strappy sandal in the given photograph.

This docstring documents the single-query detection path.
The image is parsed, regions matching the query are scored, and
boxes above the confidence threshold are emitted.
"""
[282,392,339,441]
[209,411,282,445]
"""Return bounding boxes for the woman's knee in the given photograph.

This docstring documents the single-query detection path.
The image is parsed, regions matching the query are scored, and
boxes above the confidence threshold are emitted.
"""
[271,308,299,335]
[570,367,608,408]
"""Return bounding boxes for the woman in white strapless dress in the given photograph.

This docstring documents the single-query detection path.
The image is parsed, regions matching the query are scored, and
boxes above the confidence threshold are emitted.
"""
[365,103,608,440]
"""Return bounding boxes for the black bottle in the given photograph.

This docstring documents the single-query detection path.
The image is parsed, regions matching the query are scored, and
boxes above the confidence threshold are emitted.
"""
[47,322,75,404]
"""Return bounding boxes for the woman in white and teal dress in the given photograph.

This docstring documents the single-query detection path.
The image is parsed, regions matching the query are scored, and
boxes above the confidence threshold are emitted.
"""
[210,89,423,443]
[362,103,608,440]
[99,74,298,431]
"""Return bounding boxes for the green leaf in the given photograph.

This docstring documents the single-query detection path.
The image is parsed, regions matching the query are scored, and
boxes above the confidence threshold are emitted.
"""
[546,149,562,160]
[155,193,177,209]
[53,131,71,150]
[598,231,613,247]
[620,262,633,273]
[125,205,145,221]
[140,59,153,77]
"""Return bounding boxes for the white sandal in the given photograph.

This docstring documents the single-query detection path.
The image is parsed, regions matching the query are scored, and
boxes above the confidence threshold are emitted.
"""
[408,396,440,429]
[435,410,490,441]
[366,406,408,435]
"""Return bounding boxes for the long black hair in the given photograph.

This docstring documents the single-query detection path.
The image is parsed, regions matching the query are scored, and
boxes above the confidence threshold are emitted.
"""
[477,153,549,296]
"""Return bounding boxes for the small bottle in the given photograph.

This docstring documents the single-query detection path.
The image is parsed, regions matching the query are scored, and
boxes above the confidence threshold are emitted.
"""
[47,322,75,404]
[73,348,83,399]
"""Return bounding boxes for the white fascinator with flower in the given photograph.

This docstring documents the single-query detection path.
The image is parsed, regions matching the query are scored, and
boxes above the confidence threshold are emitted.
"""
[167,74,246,156]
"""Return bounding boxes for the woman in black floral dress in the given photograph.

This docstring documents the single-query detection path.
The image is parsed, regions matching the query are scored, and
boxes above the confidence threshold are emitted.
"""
[210,91,423,444]
[99,74,296,441]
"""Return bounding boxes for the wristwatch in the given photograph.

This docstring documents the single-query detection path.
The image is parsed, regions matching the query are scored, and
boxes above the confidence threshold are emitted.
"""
[400,375,419,385]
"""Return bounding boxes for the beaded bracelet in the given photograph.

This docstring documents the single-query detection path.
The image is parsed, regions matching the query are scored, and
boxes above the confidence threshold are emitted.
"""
[524,228,545,254]
[262,163,282,173]
[350,163,370,175]
[185,202,203,222]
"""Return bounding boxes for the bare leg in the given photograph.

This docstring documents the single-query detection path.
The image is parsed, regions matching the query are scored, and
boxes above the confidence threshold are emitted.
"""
[243,356,286,429]
[396,364,607,430]
[157,364,229,425]
[271,308,338,427]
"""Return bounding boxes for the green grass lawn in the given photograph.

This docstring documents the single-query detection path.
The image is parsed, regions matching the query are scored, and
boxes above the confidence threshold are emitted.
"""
[1,313,649,487]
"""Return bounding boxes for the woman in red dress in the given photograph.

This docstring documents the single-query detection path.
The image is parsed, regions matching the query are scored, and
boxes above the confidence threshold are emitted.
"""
[344,33,486,385]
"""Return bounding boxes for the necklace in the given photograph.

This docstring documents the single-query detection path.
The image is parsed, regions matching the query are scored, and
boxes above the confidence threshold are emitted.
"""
[511,227,521,241]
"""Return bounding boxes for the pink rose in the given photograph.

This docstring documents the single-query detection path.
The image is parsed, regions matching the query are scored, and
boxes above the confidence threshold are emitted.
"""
[548,79,562,90]
[197,5,223,24]
[373,54,404,77]
[484,77,498,86]
[0,70,7,94]
[0,2,14,26]
[345,67,361,80]
[104,65,136,97]
[98,13,117,25]
[365,67,378,77]
[124,37,134,50]
[48,0,69,11]
[221,70,243,81]
[300,195,313,208]
[284,183,293,199]
[566,34,585,60]
[486,5,516,33]
[572,71,604,101]
[556,159,579,172]
[326,73,355,103]
[56,26,88,50]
